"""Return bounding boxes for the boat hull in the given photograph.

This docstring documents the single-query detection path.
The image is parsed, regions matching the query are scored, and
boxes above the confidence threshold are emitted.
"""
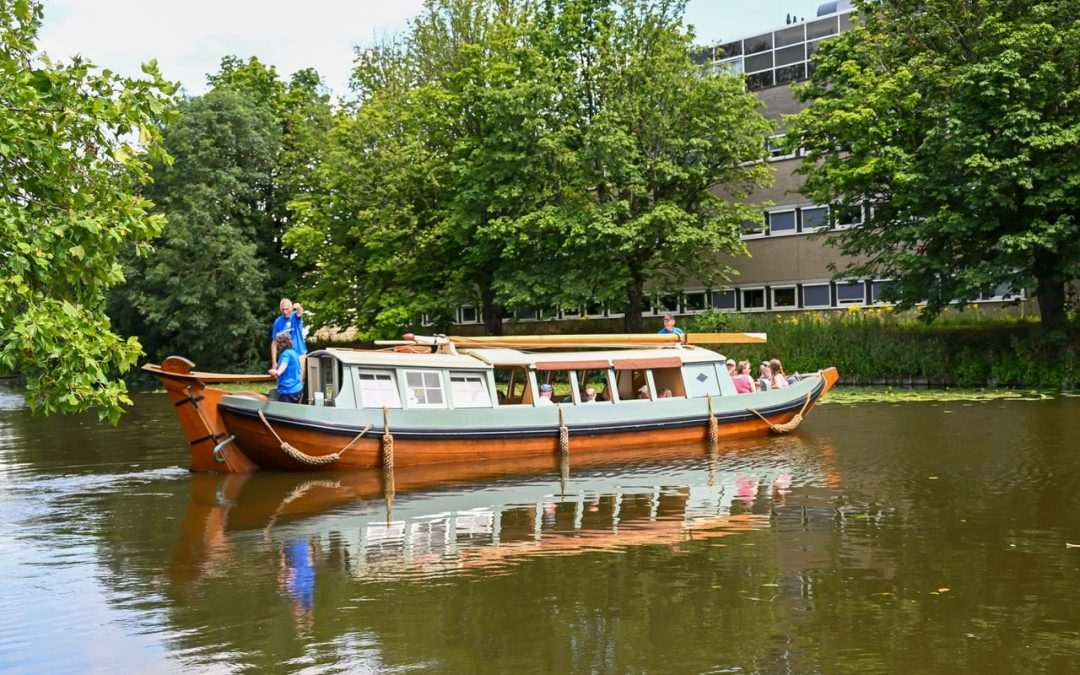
[148,355,838,473]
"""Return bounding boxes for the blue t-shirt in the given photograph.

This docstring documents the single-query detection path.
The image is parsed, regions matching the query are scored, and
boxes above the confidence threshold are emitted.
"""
[276,348,304,395]
[271,314,306,355]
[657,327,685,335]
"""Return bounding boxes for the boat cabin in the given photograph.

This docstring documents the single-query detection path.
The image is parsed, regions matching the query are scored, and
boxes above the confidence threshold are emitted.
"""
[305,346,736,410]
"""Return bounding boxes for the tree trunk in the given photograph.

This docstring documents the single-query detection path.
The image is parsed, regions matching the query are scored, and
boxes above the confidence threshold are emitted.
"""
[623,274,646,333]
[480,285,504,336]
[1034,251,1068,336]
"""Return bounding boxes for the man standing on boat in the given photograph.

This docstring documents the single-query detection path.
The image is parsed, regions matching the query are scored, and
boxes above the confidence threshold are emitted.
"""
[270,298,307,368]
[657,314,684,336]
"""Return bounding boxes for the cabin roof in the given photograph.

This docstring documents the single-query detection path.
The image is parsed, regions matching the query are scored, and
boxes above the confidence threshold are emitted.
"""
[312,348,492,370]
[460,346,724,368]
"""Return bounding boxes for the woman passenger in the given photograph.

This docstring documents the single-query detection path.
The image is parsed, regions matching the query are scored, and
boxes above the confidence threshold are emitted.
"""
[757,362,772,392]
[769,358,789,389]
[732,361,755,394]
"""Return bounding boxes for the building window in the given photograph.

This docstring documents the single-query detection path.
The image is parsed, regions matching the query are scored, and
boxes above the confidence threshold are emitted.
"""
[767,135,796,160]
[711,289,737,311]
[653,294,680,314]
[404,370,446,408]
[774,44,805,67]
[746,70,774,91]
[775,63,807,85]
[871,280,897,304]
[459,306,478,324]
[449,372,491,408]
[684,290,708,313]
[745,32,773,54]
[585,302,605,318]
[742,216,767,238]
[715,57,744,76]
[836,281,866,305]
[515,307,539,321]
[745,51,773,74]
[807,16,838,40]
[357,371,402,408]
[767,209,797,234]
[775,24,805,48]
[741,287,766,311]
[772,286,798,309]
[834,202,863,228]
[561,306,581,318]
[803,283,831,308]
[978,283,1024,302]
[718,40,743,58]
[801,205,829,231]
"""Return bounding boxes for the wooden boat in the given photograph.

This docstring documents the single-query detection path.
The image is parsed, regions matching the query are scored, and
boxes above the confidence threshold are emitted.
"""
[145,332,839,473]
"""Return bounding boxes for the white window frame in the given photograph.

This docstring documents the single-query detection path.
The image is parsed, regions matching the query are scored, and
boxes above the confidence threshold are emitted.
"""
[740,286,767,312]
[458,305,480,325]
[515,307,541,322]
[834,202,864,230]
[710,288,738,312]
[741,214,768,240]
[802,282,832,309]
[835,280,867,306]
[800,205,830,233]
[448,371,492,408]
[402,369,447,409]
[771,285,799,311]
[682,289,709,315]
[766,207,798,236]
[356,370,402,409]
[767,134,798,162]
[870,278,897,305]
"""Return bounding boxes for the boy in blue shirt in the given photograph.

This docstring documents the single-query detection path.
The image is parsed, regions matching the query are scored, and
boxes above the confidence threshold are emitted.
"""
[269,332,305,403]
[270,298,307,368]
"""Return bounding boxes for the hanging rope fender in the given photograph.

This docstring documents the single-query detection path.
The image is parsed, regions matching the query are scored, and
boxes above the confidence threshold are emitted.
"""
[749,391,814,434]
[257,407,371,466]
[706,396,719,443]
[558,406,570,456]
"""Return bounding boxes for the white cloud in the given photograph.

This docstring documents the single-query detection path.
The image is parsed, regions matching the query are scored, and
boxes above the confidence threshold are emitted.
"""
[37,0,426,99]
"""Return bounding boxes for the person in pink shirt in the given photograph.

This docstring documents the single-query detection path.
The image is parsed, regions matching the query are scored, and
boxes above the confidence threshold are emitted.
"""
[732,360,755,394]
[770,358,790,389]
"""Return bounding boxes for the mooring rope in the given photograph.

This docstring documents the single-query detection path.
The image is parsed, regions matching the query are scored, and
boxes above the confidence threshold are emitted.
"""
[257,407,370,465]
[749,391,813,434]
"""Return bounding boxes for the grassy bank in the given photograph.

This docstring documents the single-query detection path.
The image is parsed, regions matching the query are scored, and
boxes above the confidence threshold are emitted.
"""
[690,310,1078,390]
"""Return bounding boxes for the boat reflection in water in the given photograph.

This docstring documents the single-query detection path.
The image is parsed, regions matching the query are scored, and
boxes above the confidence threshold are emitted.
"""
[170,436,837,601]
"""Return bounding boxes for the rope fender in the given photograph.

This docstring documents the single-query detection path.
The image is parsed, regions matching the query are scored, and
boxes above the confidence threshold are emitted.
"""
[257,407,371,466]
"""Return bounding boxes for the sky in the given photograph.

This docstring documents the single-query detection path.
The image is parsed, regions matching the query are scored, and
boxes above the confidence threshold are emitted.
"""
[37,0,830,99]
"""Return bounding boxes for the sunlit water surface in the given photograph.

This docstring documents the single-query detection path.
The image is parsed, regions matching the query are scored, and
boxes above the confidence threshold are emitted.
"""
[1,386,1080,674]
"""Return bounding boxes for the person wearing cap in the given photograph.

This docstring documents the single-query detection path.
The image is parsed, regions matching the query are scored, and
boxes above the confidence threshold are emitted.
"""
[657,314,684,335]
[270,298,307,368]
[537,383,555,405]
[725,358,737,376]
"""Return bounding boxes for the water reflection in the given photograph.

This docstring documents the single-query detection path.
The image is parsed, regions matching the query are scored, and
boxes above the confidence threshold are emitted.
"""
[5,394,1080,673]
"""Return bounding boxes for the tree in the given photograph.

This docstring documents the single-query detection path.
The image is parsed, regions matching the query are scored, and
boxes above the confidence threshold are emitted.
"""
[0,0,175,422]
[507,0,773,331]
[788,0,1080,334]
[113,91,276,371]
[288,0,565,337]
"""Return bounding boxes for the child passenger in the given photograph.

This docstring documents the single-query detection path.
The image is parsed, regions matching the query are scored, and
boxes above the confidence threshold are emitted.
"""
[769,358,789,389]
[732,361,755,394]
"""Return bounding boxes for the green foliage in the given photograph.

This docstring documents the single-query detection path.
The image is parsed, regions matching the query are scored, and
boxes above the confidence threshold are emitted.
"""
[0,0,176,422]
[788,0,1080,333]
[690,309,1078,389]
[287,0,771,338]
[112,91,276,371]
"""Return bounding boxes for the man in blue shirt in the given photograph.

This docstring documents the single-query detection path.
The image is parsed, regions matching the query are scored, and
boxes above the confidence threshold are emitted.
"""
[268,332,304,403]
[657,313,684,336]
[270,298,307,368]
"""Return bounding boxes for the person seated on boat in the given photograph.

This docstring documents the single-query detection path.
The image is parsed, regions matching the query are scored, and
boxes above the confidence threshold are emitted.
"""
[268,332,304,403]
[769,358,790,389]
[733,360,755,394]
[757,362,772,392]
[657,314,684,336]
[726,359,737,377]
[583,386,598,403]
[637,384,651,400]
[537,383,555,405]
[659,388,673,398]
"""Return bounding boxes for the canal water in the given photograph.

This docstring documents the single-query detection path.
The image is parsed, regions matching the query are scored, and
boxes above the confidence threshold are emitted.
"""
[1,389,1079,674]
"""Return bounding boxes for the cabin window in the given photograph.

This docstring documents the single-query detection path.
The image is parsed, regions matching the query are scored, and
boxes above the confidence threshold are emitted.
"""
[449,371,491,408]
[403,370,446,408]
[537,369,576,404]
[577,369,614,403]
[651,367,686,399]
[494,367,530,405]
[616,369,653,400]
[357,370,401,408]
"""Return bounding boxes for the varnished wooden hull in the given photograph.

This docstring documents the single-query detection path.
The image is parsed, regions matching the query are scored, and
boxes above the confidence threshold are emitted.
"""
[149,355,838,473]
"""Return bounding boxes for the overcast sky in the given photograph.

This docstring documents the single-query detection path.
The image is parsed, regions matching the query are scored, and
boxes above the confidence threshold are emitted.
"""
[38,0,829,99]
